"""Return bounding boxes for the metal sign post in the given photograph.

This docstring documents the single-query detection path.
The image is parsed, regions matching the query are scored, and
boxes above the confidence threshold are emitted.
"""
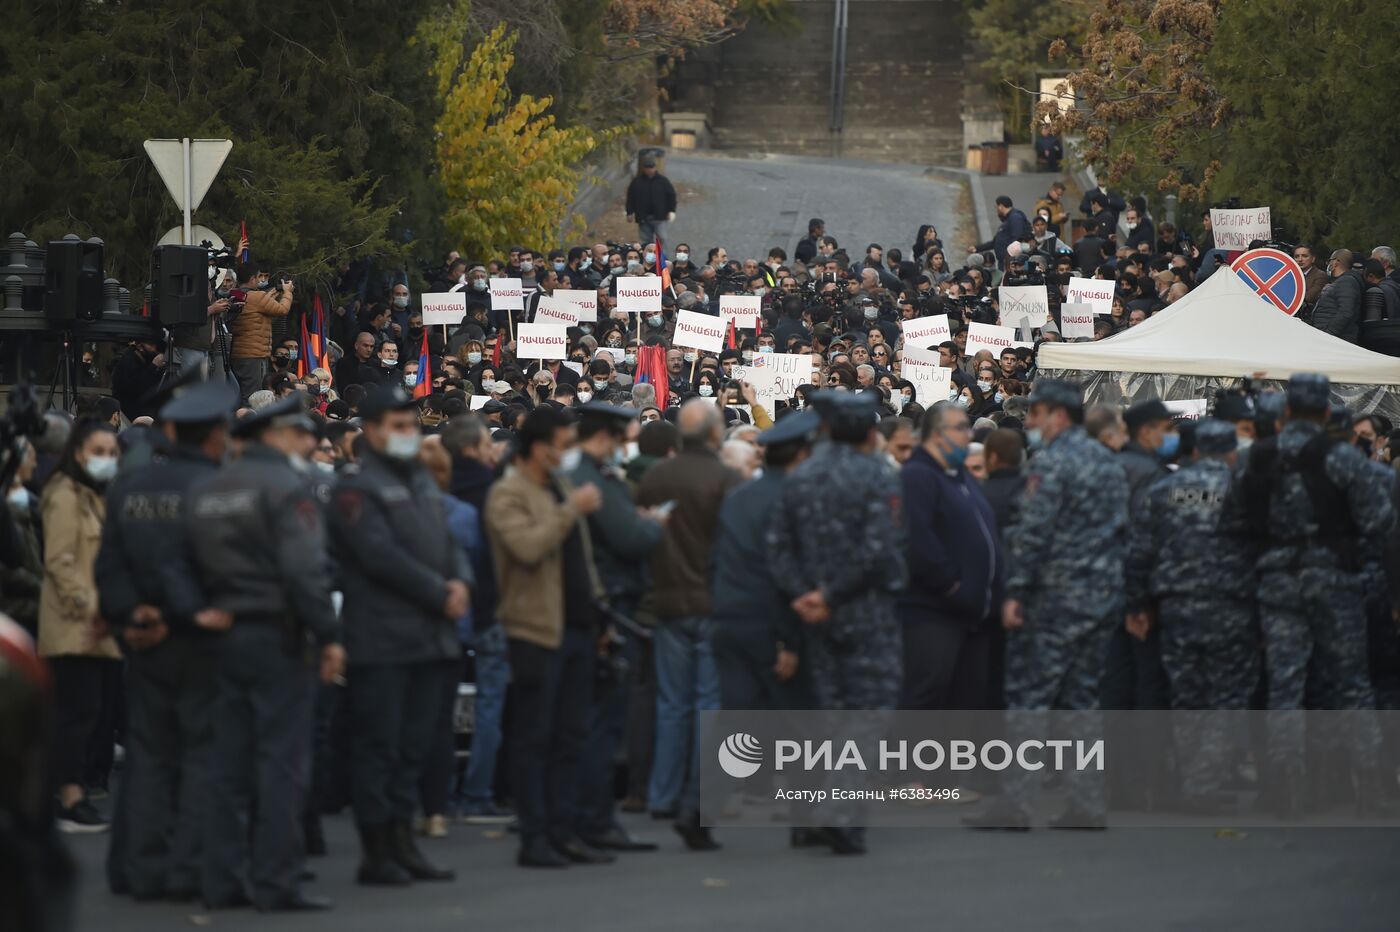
[143,138,233,244]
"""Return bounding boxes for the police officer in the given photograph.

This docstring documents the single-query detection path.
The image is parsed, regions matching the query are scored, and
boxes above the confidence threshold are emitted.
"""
[327,384,471,885]
[1126,419,1258,811]
[1240,373,1394,816]
[712,410,820,713]
[95,380,237,900]
[189,394,342,911]
[969,379,1128,830]
[769,392,906,854]
[567,403,664,852]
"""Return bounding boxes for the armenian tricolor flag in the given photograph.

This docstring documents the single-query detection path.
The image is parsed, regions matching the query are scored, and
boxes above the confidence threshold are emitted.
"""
[634,344,669,410]
[413,329,432,400]
[298,294,333,383]
[654,235,670,292]
[239,220,250,264]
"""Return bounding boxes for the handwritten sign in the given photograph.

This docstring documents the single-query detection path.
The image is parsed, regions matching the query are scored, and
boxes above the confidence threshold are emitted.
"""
[720,294,761,330]
[905,365,951,407]
[998,285,1050,327]
[489,278,524,311]
[1059,303,1096,341]
[673,309,726,353]
[421,292,467,327]
[900,314,952,349]
[535,294,586,326]
[1209,207,1271,251]
[966,322,1018,357]
[731,363,779,420]
[554,289,598,320]
[752,353,813,402]
[514,323,569,360]
[902,344,942,368]
[616,275,664,313]
[1164,399,1208,421]
[1065,276,1116,315]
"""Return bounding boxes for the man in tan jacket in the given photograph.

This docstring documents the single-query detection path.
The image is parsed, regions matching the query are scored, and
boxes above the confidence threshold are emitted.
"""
[484,406,605,868]
[230,263,293,402]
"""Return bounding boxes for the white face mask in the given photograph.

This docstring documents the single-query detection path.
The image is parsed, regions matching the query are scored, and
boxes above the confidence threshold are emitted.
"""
[315,460,336,474]
[519,260,534,274]
[577,390,593,403]
[627,260,642,272]
[644,252,656,264]
[84,455,119,484]
[698,384,714,397]
[683,352,697,363]
[624,353,637,366]
[953,395,970,409]
[977,379,993,393]
[472,279,488,292]
[404,374,418,388]
[864,307,878,320]
[647,314,664,328]
[624,441,640,461]
[481,379,496,393]
[593,379,609,391]
[381,358,398,368]
[560,448,582,472]
[384,432,422,460]
[467,352,482,365]
[7,487,31,509]
[392,295,409,309]
[758,345,774,355]
[754,287,767,297]
[675,252,689,263]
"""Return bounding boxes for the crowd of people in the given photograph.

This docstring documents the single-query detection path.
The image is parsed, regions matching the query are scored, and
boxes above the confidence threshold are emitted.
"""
[4,171,1400,922]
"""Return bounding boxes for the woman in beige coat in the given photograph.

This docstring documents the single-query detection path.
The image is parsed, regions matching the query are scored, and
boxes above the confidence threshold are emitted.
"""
[39,419,121,833]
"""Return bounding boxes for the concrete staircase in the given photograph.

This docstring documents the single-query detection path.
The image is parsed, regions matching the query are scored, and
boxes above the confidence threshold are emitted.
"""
[695,0,965,165]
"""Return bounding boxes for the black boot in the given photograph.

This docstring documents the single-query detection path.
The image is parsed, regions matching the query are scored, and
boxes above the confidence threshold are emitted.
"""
[356,823,412,886]
[304,811,327,857]
[672,812,721,851]
[390,820,455,881]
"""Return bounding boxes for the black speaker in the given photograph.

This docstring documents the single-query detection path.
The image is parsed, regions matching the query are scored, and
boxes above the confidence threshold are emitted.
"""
[151,245,208,327]
[44,237,105,325]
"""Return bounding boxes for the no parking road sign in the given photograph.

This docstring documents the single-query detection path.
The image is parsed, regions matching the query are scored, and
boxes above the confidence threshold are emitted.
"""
[1232,248,1305,315]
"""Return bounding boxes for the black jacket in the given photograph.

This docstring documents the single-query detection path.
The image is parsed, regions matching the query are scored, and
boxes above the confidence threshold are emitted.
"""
[980,466,1025,546]
[569,452,662,600]
[110,348,165,421]
[1118,441,1169,516]
[975,209,1033,267]
[187,444,339,645]
[329,444,473,666]
[625,173,677,223]
[795,235,820,264]
[1313,270,1364,343]
[451,454,499,631]
[710,472,801,646]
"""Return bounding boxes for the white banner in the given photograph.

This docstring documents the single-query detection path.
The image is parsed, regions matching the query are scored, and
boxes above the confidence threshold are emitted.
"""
[514,323,569,360]
[489,277,525,311]
[720,294,761,330]
[730,363,779,420]
[421,292,467,327]
[597,346,625,366]
[554,289,598,319]
[1065,276,1116,315]
[1209,207,1271,252]
[1164,399,1209,421]
[905,365,951,407]
[673,309,727,353]
[616,275,664,313]
[469,394,491,411]
[900,314,951,349]
[752,353,814,401]
[966,322,1018,357]
[1059,303,1096,341]
[534,293,586,326]
[998,285,1050,327]
[902,344,942,368]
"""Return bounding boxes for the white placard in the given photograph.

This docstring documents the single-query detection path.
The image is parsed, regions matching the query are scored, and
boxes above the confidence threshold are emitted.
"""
[469,394,490,411]
[514,323,569,360]
[720,294,761,329]
[563,361,584,376]
[966,322,1018,357]
[998,285,1050,327]
[534,293,586,326]
[1066,277,1117,315]
[1209,207,1271,252]
[489,278,525,310]
[730,364,779,420]
[1164,399,1208,421]
[616,275,664,313]
[752,353,814,402]
[1059,303,1096,341]
[900,314,952,349]
[554,289,598,319]
[905,366,952,406]
[902,344,942,368]
[597,346,625,365]
[673,309,726,353]
[421,292,467,327]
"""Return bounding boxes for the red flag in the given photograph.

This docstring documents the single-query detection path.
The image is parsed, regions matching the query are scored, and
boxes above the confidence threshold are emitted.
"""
[491,333,502,369]
[239,220,250,264]
[726,317,737,350]
[413,329,432,400]
[635,344,669,410]
[311,294,331,378]
[297,313,312,379]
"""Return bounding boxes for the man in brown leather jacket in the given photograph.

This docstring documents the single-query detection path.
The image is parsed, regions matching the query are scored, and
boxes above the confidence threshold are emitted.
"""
[230,263,293,402]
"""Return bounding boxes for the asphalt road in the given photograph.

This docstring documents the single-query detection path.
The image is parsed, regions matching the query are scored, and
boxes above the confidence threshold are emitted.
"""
[586,151,969,262]
[69,810,1400,931]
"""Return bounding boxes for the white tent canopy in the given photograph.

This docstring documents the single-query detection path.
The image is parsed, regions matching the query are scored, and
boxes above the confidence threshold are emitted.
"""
[1038,269,1400,385]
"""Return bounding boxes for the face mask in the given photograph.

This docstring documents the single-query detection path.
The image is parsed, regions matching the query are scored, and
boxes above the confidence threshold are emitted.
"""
[624,441,639,461]
[586,379,606,393]
[392,296,409,309]
[307,383,324,395]
[644,252,656,264]
[675,252,689,263]
[287,348,299,362]
[683,353,698,364]
[754,287,767,298]
[579,324,593,336]
[698,384,714,397]
[274,356,290,367]
[941,437,969,468]
[467,351,482,365]
[560,448,582,473]
[864,307,878,320]
[624,353,636,366]
[384,432,423,460]
[519,260,534,274]
[742,350,754,362]
[381,357,398,368]
[1157,432,1180,459]
[758,346,774,355]
[1236,436,1253,455]
[8,487,30,509]
[553,262,566,274]
[953,395,970,409]
[315,461,336,474]
[404,374,418,388]
[481,379,496,393]
[606,339,622,348]
[993,392,1005,404]
[1026,428,1043,449]
[647,314,663,328]
[472,279,488,292]
[628,260,642,272]
[581,257,592,270]
[84,455,119,484]
[977,380,993,393]
[577,390,593,403]
[607,446,627,468]
[207,265,217,281]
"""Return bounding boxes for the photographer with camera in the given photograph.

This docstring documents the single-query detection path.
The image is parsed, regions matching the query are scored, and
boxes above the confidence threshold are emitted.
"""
[229,263,293,403]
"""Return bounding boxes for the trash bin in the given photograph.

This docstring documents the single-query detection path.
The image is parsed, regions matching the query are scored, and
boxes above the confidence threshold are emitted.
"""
[965,145,983,173]
[638,146,667,174]
[980,141,1007,176]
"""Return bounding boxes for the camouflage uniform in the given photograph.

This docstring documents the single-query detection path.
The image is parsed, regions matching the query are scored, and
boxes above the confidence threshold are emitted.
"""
[1126,422,1259,798]
[1002,420,1128,818]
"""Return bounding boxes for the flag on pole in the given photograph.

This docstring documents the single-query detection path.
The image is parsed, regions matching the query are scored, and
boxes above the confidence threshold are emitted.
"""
[654,235,671,292]
[297,312,313,380]
[634,344,669,410]
[726,317,737,351]
[413,329,432,400]
[239,220,250,264]
[491,333,502,369]
[310,294,331,379]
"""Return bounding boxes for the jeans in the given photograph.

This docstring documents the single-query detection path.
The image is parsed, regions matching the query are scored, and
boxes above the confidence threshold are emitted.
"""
[230,357,267,404]
[460,625,509,811]
[648,617,720,817]
[637,219,669,247]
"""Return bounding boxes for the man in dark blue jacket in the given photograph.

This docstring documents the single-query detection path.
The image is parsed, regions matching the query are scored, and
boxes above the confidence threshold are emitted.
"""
[971,196,1033,269]
[898,401,1004,710]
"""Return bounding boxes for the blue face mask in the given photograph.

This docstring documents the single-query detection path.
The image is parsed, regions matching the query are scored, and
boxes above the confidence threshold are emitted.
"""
[941,435,968,468]
[1025,428,1043,449]
[553,261,566,273]
[1157,432,1180,459]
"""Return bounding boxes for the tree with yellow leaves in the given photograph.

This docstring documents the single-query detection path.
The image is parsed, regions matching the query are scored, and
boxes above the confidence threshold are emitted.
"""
[422,3,618,257]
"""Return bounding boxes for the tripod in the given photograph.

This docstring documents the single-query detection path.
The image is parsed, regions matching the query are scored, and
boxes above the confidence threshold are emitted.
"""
[43,330,81,414]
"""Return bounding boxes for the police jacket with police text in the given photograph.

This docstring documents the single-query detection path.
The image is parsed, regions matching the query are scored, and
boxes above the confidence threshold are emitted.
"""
[329,444,472,665]
[187,444,338,646]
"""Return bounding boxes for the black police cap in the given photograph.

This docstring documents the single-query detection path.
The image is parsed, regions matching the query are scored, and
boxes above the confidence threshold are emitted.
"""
[359,383,419,421]
[758,410,821,446]
[1124,399,1173,433]
[158,379,239,425]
